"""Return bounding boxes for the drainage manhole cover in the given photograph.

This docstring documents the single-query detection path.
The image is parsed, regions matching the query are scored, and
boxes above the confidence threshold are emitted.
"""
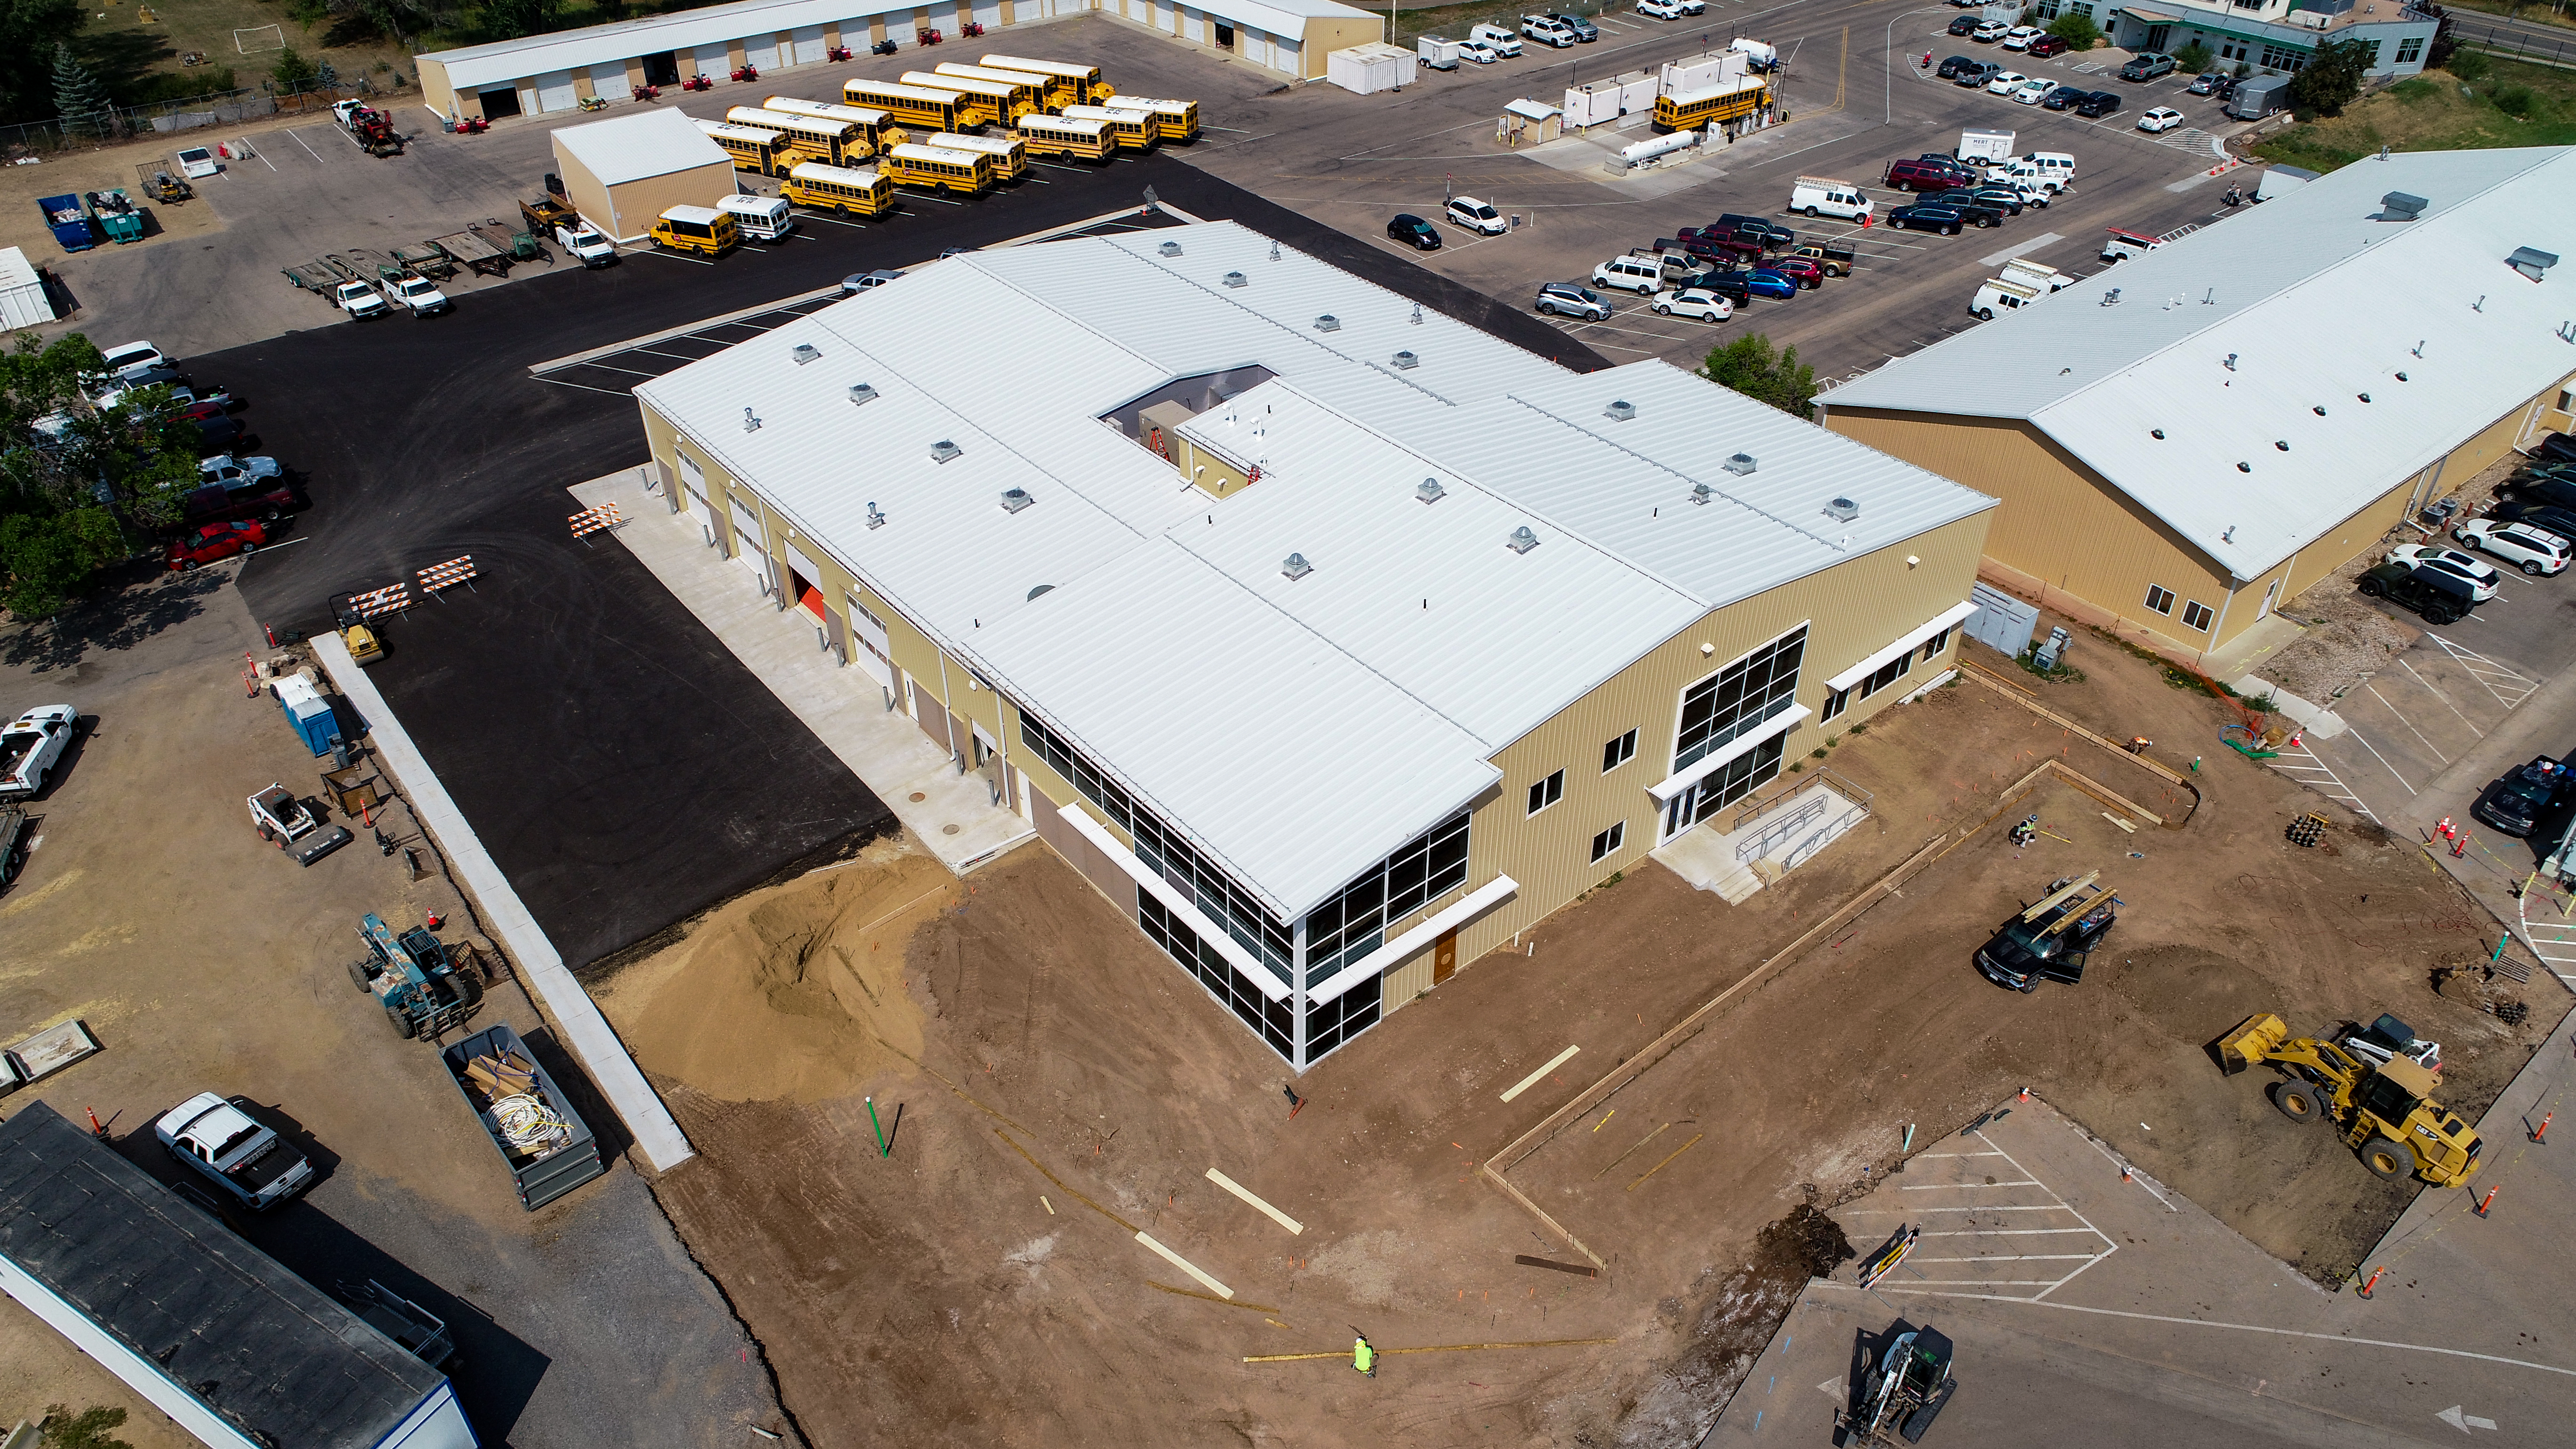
[942,823,960,835]
[910,791,927,802]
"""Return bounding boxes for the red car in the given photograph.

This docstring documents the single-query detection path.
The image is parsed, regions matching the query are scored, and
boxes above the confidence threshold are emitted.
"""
[166,519,267,570]
[1761,255,1826,289]
[2026,34,2069,57]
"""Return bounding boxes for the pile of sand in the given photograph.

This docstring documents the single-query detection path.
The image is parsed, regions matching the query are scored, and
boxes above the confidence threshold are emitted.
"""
[597,839,952,1103]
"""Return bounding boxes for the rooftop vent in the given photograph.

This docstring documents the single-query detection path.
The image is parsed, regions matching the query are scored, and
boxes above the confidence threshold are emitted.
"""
[742,407,762,433]
[1822,496,1859,522]
[2100,287,2123,307]
[1027,584,1055,600]
[2151,428,2166,439]
[1506,525,1540,555]
[1281,552,1313,580]
[1690,482,1714,506]
[2381,191,2428,221]
[1603,400,1636,422]
[1417,477,1446,504]
[1000,486,1033,513]
[848,382,878,406]
[2359,392,2372,402]
[930,439,962,463]
[1158,240,1183,257]
[1269,240,1281,261]
[2275,440,2290,451]
[1314,314,1341,332]
[867,502,886,530]
[1723,452,1757,476]
[1222,270,1248,288]
[791,343,821,365]
[2510,246,2559,282]
[2313,405,2327,416]
[2238,462,2253,473]
[1393,350,1419,370]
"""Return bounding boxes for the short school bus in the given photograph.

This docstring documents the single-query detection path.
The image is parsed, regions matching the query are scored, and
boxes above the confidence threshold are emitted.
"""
[930,64,1052,119]
[724,107,867,167]
[1103,95,1200,142]
[782,161,896,217]
[762,96,904,153]
[844,80,966,135]
[1015,113,1113,163]
[1059,104,1158,151]
[921,131,1028,182]
[978,55,1111,105]
[1652,76,1770,133]
[880,142,996,196]
[697,119,789,175]
[652,205,737,257]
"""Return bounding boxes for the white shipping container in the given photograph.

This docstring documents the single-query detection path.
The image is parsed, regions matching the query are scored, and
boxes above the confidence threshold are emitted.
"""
[0,247,54,330]
[1327,41,1416,95]
[1659,50,1747,95]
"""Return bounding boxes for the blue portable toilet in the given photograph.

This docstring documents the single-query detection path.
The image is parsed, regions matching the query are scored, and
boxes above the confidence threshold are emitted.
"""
[274,675,340,757]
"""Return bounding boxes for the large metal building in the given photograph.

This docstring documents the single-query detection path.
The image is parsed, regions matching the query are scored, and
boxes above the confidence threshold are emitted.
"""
[632,221,1996,1068]
[1819,147,2576,668]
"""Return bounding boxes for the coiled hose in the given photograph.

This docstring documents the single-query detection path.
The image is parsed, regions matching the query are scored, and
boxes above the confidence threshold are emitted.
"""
[485,1094,569,1153]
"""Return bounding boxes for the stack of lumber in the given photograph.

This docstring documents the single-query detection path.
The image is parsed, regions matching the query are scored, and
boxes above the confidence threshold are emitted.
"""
[461,1047,537,1103]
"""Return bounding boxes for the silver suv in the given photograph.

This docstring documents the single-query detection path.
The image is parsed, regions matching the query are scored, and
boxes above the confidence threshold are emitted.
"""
[1535,282,1612,320]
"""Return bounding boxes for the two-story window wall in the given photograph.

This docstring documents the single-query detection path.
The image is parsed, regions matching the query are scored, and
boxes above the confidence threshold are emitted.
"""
[1300,812,1472,986]
[1661,626,1806,839]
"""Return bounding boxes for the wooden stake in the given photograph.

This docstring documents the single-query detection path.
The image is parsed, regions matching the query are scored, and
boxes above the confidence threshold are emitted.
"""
[1244,1336,1617,1363]
[1627,1131,1706,1192]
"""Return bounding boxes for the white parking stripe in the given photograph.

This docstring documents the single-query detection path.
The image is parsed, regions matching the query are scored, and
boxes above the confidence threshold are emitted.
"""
[2426,634,2539,708]
[2267,740,2381,823]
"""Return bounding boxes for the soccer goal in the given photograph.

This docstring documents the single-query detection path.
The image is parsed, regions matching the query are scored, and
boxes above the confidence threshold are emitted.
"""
[233,24,285,55]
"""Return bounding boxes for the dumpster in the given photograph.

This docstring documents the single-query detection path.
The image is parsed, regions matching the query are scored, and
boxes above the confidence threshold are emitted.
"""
[440,1023,605,1211]
[273,674,340,756]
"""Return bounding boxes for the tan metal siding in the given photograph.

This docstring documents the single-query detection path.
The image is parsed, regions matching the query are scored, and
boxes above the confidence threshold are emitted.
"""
[2283,473,2413,602]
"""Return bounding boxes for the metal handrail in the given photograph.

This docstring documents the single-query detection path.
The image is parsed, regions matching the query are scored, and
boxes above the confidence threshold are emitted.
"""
[1731,765,1872,835]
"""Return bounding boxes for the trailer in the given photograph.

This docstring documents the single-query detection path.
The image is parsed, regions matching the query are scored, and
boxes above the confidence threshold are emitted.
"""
[393,240,457,280]
[344,246,403,283]
[470,220,549,266]
[520,193,578,234]
[38,194,94,252]
[137,164,193,203]
[333,1279,456,1369]
[441,1023,607,1211]
[431,228,511,277]
[283,254,362,293]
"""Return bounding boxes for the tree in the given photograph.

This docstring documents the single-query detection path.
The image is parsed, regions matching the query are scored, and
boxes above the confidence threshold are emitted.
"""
[479,0,563,41]
[2288,37,2374,116]
[38,1404,132,1449]
[271,47,318,90]
[315,58,338,91]
[2045,12,2100,50]
[0,0,83,128]
[2173,40,2214,73]
[1702,334,1818,420]
[0,332,208,618]
[0,508,123,618]
[50,42,110,136]
[325,0,456,53]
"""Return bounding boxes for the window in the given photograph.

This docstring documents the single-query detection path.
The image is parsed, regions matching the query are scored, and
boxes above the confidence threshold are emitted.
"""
[1819,686,1850,723]
[1303,811,1472,984]
[2034,0,2058,16]
[2397,36,2423,64]
[2182,600,2216,632]
[2259,43,2309,71]
[2556,386,2572,415]
[2069,1,2092,14]
[1527,769,1564,816]
[2359,40,2382,66]
[1602,729,1637,773]
[1920,628,1953,665]
[1304,972,1381,1064]
[1857,649,1913,701]
[1674,627,1807,771]
[1591,821,1626,863]
[1140,892,1291,1062]
[1662,735,1787,839]
[2144,584,2176,615]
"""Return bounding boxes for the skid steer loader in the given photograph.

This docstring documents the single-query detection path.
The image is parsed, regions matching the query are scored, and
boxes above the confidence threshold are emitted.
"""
[2218,1012,2482,1187]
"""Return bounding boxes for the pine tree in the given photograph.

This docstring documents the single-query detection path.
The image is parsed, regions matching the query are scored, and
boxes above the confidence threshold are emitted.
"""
[51,44,111,137]
[315,59,339,91]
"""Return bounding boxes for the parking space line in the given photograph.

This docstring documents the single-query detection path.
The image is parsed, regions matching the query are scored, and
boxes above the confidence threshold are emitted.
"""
[2341,725,2418,796]
[2515,897,2576,988]
[2365,682,2450,765]
[288,129,326,163]
[1977,232,2064,266]
[1901,1179,2040,1189]
[2268,740,2383,823]
[1920,1227,2100,1236]
[534,375,644,397]
[2395,656,2488,740]
[2427,634,2539,709]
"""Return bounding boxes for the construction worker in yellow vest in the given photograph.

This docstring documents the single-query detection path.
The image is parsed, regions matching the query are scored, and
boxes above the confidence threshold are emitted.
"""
[1352,1333,1377,1377]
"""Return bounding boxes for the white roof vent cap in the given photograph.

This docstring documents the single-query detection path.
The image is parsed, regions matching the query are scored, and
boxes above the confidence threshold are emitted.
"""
[1282,551,1313,580]
[1000,486,1033,513]
[1690,482,1714,506]
[930,439,962,463]
[866,501,886,530]
[1507,525,1540,554]
[1158,240,1183,257]
[791,343,821,365]
[1222,270,1248,288]
[1603,400,1636,421]
[2381,191,2428,220]
[1393,349,1418,369]
[742,407,762,433]
[1314,313,1341,331]
[1822,496,1860,522]
[1417,477,1445,504]
[1723,452,1756,475]
[848,382,878,405]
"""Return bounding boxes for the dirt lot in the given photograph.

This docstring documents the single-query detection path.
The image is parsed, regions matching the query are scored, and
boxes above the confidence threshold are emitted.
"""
[592,621,2549,1446]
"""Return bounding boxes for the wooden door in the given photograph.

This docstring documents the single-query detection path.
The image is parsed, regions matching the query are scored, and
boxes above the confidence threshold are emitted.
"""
[1433,930,1458,985]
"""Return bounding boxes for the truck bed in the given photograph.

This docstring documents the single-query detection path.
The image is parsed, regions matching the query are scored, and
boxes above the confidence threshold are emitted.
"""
[430,229,509,276]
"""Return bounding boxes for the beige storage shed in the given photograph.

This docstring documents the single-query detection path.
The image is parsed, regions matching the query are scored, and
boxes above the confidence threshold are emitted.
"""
[550,107,739,244]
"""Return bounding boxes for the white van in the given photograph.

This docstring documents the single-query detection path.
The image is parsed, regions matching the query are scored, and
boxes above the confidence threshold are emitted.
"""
[2000,258,2072,293]
[718,193,797,243]
[1731,38,1778,71]
[1970,276,2040,320]
[1789,176,1872,220]
[2024,151,2075,186]
[1592,255,1666,293]
[1469,22,1524,56]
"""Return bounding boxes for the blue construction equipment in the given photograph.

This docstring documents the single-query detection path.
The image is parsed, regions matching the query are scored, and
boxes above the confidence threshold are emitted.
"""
[346,912,483,1040]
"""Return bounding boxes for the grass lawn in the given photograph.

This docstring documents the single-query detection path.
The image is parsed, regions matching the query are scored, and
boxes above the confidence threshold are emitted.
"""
[2253,57,2576,172]
[80,0,413,106]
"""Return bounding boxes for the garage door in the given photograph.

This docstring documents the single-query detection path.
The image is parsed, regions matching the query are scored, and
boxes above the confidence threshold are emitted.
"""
[693,41,731,76]
[1238,28,1269,67]
[1182,8,1204,43]
[742,35,782,71]
[533,70,579,112]
[589,60,628,94]
[792,25,827,64]
[729,500,770,585]
[974,0,1002,31]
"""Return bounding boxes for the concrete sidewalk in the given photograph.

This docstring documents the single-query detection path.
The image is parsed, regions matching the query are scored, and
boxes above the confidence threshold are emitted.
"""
[571,469,1035,875]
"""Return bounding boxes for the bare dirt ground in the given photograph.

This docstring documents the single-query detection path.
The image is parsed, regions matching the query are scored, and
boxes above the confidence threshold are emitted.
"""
[598,627,2549,1447]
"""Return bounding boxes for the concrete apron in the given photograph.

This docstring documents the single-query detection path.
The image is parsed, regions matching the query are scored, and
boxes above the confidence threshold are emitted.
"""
[570,468,1036,875]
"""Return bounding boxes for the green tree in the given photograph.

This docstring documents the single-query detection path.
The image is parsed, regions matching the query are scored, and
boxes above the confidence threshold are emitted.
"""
[2288,37,2374,116]
[479,0,563,41]
[315,58,339,91]
[0,0,83,128]
[2045,12,2100,49]
[326,0,456,52]
[0,332,211,618]
[1701,334,1817,419]
[0,507,123,617]
[2173,40,2214,73]
[271,47,318,90]
[50,42,110,136]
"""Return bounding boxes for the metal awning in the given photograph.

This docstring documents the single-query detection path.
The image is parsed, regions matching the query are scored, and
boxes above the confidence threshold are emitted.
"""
[1826,601,1979,693]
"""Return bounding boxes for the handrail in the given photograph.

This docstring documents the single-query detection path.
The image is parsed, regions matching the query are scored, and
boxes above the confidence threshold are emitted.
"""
[1731,763,1871,835]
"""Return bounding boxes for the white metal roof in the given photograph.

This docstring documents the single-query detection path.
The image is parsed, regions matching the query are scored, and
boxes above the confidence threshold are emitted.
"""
[1822,146,2576,581]
[425,0,865,90]
[0,245,38,290]
[553,106,732,187]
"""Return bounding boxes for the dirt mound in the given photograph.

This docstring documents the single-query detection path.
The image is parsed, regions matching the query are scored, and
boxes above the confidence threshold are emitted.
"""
[594,838,952,1104]
[1611,1205,1854,1446]
[1757,1203,1855,1279]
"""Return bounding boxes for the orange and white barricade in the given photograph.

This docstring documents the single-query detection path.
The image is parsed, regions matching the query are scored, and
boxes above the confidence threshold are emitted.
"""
[417,555,478,596]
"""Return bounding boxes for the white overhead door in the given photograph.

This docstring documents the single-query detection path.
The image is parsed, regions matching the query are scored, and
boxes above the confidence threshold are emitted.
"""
[533,71,579,112]
[693,41,731,76]
[974,0,1002,30]
[589,60,628,94]
[1274,37,1301,74]
[792,25,827,64]
[1182,8,1204,42]
[847,594,893,685]
[1152,1,1173,31]
[729,500,770,585]
[1239,27,1270,66]
[741,35,782,71]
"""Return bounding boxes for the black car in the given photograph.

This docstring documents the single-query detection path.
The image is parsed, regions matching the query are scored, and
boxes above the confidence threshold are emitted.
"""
[1714,212,1796,247]
[2507,473,2576,515]
[2041,84,2087,110]
[1954,61,2002,86]
[2473,756,2567,837]
[2487,500,2576,541]
[2075,90,2123,118]
[2357,560,2475,624]
[1887,204,1965,235]
[194,415,244,451]
[1926,192,2007,227]
[1937,54,1981,78]
[1974,877,2117,991]
[1947,15,1979,35]
[2536,432,2576,467]
[1387,213,1440,250]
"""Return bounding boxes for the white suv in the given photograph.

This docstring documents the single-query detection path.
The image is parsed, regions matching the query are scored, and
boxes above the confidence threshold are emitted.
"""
[1446,196,1506,234]
[2455,519,2572,575]
[1592,255,1665,293]
[1521,15,1578,46]
[1470,22,1524,56]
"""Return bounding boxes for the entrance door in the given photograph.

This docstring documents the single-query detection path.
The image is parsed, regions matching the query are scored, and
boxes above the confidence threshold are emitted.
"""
[2258,579,2279,621]
[2143,24,2171,51]
[589,60,629,96]
[792,25,827,64]
[476,86,523,120]
[642,51,680,86]
[1432,929,1459,985]
[847,594,894,685]
[1216,22,1235,48]
[728,500,768,585]
[692,41,730,78]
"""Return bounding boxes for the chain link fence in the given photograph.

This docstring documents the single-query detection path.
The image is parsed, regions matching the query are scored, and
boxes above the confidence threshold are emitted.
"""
[0,74,415,159]
[2447,15,2576,66]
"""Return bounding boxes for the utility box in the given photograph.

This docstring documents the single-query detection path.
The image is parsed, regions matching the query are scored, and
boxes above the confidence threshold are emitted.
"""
[0,247,54,330]
[1328,42,1416,95]
[273,674,340,757]
[1958,127,2016,162]
[1965,582,2039,658]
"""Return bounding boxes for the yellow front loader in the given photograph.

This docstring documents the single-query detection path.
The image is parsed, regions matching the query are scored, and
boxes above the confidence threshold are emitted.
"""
[2219,1013,2482,1187]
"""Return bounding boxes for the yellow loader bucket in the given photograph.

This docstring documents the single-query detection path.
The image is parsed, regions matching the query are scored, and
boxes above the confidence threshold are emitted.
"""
[2218,1012,2287,1074]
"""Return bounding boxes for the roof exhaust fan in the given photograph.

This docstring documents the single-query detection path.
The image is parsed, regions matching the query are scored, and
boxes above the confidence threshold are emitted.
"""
[1222,270,1248,288]
[848,383,878,406]
[1281,552,1313,580]
[1158,240,1183,257]
[1393,350,1418,370]
[1506,526,1540,554]
[1314,314,1341,331]
[2380,191,2427,221]
[1723,452,1757,475]
[2509,247,2558,282]
[1417,477,1446,504]
[1603,400,1636,422]
[791,343,821,365]
[930,439,962,463]
[1000,486,1033,513]
[1822,497,1860,522]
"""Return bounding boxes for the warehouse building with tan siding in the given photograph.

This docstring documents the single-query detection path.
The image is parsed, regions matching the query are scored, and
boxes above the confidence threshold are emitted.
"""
[632,221,1995,1069]
[1817,147,2576,670]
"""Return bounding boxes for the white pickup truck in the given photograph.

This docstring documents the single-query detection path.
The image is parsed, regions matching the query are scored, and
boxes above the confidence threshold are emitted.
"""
[0,703,77,800]
[385,274,451,316]
[332,278,391,320]
[556,222,618,268]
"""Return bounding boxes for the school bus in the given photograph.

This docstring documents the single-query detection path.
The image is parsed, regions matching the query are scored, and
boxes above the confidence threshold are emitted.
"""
[782,161,897,217]
[880,142,996,197]
[932,64,1055,116]
[651,204,738,257]
[1060,104,1158,152]
[899,71,1018,128]
[843,80,966,135]
[949,62,1079,113]
[763,96,905,153]
[696,119,789,176]
[920,131,1027,183]
[724,107,866,167]
[1652,76,1769,134]
[1103,94,1200,143]
[979,55,1112,105]
[1015,113,1113,163]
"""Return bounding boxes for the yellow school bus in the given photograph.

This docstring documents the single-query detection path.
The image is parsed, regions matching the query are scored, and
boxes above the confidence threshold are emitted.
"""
[881,142,996,196]
[921,131,1027,183]
[696,119,789,176]
[782,161,896,217]
[1103,94,1200,143]
[1653,76,1769,133]
[979,55,1111,105]
[932,64,1053,116]
[844,80,966,134]
[651,204,738,257]
[899,71,1016,129]
[1060,104,1157,152]
[950,62,1079,113]
[763,96,904,154]
[1015,113,1113,163]
[724,107,866,167]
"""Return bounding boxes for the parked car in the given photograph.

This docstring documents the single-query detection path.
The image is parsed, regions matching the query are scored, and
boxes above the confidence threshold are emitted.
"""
[1554,12,1600,40]
[1710,212,1795,247]
[1650,286,1735,321]
[2505,472,2576,514]
[2075,90,2123,117]
[1636,0,1689,19]
[841,268,905,294]
[1952,61,2003,87]
[0,704,76,800]
[166,519,268,570]
[2026,34,2070,57]
[1972,19,2009,40]
[2385,544,2499,600]
[1446,196,1506,234]
[95,340,170,384]
[2473,757,2568,837]
[2001,24,2043,49]
[200,453,282,489]
[1534,281,1612,319]
[1887,204,1965,235]
[1959,185,2029,215]
[1522,14,1578,45]
[154,1092,314,1211]
[1937,52,1980,75]
[1926,192,2007,227]
[1388,213,1441,250]
[1732,268,1798,300]
[2185,72,2228,96]
[2482,499,2576,541]
[1946,16,1979,37]
[1887,158,1977,191]
[2137,106,2187,133]
[1973,876,2117,991]
[2119,52,2177,80]
[1467,22,1522,56]
[1761,255,1826,289]
[2534,432,2576,467]
[2357,560,2475,623]
[2455,517,2572,575]
[194,415,244,451]
[2011,77,2053,105]
[2042,84,2087,110]
[1985,70,2029,95]
[1787,240,1857,276]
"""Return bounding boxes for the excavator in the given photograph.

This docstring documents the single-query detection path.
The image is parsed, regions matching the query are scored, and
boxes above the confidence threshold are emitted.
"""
[2219,1012,2482,1187]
